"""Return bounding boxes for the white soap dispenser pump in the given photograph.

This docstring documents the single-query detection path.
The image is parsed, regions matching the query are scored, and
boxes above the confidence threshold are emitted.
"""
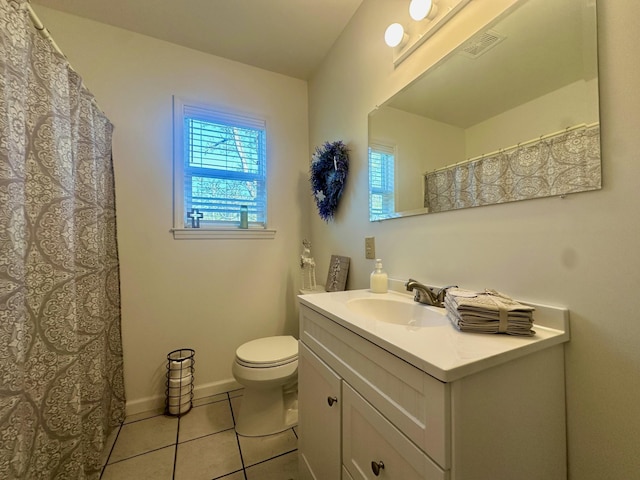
[370,259,388,294]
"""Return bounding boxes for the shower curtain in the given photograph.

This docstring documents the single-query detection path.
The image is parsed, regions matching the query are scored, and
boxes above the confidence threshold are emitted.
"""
[0,1,125,478]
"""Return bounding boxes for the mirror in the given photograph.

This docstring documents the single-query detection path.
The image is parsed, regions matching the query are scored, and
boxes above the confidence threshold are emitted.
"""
[368,0,600,221]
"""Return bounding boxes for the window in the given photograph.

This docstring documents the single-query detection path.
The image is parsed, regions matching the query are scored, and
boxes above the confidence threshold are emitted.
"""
[173,98,273,239]
[368,143,396,221]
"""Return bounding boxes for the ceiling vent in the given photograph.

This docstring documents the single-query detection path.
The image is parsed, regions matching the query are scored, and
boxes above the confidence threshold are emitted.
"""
[459,30,506,58]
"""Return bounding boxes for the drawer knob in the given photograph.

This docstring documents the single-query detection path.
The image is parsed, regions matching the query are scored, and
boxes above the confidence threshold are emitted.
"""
[371,460,385,476]
[327,396,338,407]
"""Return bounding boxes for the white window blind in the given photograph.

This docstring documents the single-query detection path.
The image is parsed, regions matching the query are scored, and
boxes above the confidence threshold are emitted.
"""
[174,99,268,229]
[369,143,396,221]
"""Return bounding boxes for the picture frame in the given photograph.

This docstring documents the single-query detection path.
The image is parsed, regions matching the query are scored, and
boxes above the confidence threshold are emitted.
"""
[325,255,350,292]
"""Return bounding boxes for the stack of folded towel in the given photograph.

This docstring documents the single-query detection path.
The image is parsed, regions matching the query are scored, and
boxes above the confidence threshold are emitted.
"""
[444,288,535,336]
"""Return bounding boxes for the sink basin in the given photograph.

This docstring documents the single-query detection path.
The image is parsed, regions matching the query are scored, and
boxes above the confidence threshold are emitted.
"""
[346,296,448,327]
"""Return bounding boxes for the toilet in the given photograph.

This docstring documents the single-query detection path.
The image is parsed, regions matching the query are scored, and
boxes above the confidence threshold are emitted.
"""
[232,335,299,436]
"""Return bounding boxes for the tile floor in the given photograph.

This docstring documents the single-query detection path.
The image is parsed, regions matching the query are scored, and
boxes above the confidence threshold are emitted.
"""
[100,389,298,480]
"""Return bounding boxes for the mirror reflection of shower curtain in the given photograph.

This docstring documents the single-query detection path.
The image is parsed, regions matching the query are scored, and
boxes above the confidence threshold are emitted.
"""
[0,1,125,478]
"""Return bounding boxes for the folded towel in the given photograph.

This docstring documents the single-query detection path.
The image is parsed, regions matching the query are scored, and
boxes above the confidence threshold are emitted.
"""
[445,288,535,336]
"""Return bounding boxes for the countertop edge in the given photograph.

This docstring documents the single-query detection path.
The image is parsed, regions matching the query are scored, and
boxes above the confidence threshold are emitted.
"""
[298,289,570,383]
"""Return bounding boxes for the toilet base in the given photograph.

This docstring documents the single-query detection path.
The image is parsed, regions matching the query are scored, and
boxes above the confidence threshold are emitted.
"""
[235,388,298,437]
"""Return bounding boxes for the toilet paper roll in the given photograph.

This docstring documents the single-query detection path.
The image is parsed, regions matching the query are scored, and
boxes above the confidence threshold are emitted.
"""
[168,375,192,389]
[168,390,191,406]
[168,400,191,415]
[170,357,192,368]
[167,370,192,402]
[169,359,192,379]
[167,383,192,400]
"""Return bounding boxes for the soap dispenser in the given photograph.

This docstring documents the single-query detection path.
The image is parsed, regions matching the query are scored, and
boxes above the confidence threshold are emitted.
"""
[370,259,388,294]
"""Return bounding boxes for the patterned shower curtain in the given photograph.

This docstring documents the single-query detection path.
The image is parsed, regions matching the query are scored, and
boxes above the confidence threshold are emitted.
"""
[424,124,601,213]
[0,1,125,478]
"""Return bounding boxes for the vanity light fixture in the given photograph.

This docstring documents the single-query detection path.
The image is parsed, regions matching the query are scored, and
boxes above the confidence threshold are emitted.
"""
[385,0,472,67]
[409,0,438,21]
[384,23,407,48]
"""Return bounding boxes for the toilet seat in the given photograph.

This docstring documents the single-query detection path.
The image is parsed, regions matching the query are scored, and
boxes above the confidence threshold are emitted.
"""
[235,335,298,368]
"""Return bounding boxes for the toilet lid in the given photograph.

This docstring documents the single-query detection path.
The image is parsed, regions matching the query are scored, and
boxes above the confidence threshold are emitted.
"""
[235,335,298,366]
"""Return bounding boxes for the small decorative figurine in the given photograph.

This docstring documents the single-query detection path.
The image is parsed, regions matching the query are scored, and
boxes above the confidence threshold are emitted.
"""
[300,239,317,291]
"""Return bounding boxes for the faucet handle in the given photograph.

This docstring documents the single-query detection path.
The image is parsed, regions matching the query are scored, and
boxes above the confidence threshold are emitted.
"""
[405,278,418,290]
[436,285,458,304]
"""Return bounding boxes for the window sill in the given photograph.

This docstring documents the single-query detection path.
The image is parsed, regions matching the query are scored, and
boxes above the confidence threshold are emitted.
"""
[171,227,276,240]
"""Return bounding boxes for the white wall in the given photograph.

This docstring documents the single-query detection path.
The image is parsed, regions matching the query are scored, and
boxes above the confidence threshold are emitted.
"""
[34,7,311,414]
[308,1,640,479]
[466,78,600,157]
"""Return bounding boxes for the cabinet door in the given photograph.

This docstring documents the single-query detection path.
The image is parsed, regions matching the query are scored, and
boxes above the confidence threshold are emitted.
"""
[342,465,355,480]
[298,342,342,480]
[342,383,447,480]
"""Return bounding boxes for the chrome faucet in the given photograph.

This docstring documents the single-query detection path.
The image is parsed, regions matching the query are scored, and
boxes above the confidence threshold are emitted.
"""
[405,279,457,307]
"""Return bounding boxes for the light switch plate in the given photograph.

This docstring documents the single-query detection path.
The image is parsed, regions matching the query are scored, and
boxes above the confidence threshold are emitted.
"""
[365,237,375,259]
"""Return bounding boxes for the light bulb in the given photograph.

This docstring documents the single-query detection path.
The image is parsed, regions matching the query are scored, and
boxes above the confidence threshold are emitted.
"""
[409,0,436,21]
[384,23,405,47]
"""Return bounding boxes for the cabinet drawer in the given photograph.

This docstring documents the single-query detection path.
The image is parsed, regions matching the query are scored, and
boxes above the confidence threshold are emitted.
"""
[301,305,450,468]
[343,383,447,480]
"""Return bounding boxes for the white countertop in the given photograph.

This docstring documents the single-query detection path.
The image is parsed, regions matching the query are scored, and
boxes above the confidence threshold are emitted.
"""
[298,289,570,382]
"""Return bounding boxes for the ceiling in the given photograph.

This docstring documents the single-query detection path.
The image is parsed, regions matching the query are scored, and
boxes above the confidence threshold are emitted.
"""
[31,0,364,80]
[386,0,598,128]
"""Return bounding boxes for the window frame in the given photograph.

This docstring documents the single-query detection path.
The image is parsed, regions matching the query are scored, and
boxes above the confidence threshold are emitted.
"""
[368,141,397,221]
[172,96,275,240]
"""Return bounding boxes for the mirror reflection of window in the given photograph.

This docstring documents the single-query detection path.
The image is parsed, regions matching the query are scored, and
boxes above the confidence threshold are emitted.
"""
[369,143,396,221]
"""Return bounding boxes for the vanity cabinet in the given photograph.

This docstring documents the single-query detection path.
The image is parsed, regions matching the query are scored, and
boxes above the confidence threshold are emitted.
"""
[298,300,568,480]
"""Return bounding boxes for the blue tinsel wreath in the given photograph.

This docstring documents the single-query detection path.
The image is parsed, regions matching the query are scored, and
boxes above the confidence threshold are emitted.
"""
[310,141,349,222]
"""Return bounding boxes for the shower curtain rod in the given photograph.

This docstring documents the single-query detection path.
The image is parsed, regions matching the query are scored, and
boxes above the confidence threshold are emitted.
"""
[26,2,64,57]
[427,121,600,174]
[25,1,106,112]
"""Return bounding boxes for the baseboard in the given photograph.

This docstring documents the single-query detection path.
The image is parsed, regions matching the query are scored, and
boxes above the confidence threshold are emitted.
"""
[195,378,243,399]
[125,378,242,417]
